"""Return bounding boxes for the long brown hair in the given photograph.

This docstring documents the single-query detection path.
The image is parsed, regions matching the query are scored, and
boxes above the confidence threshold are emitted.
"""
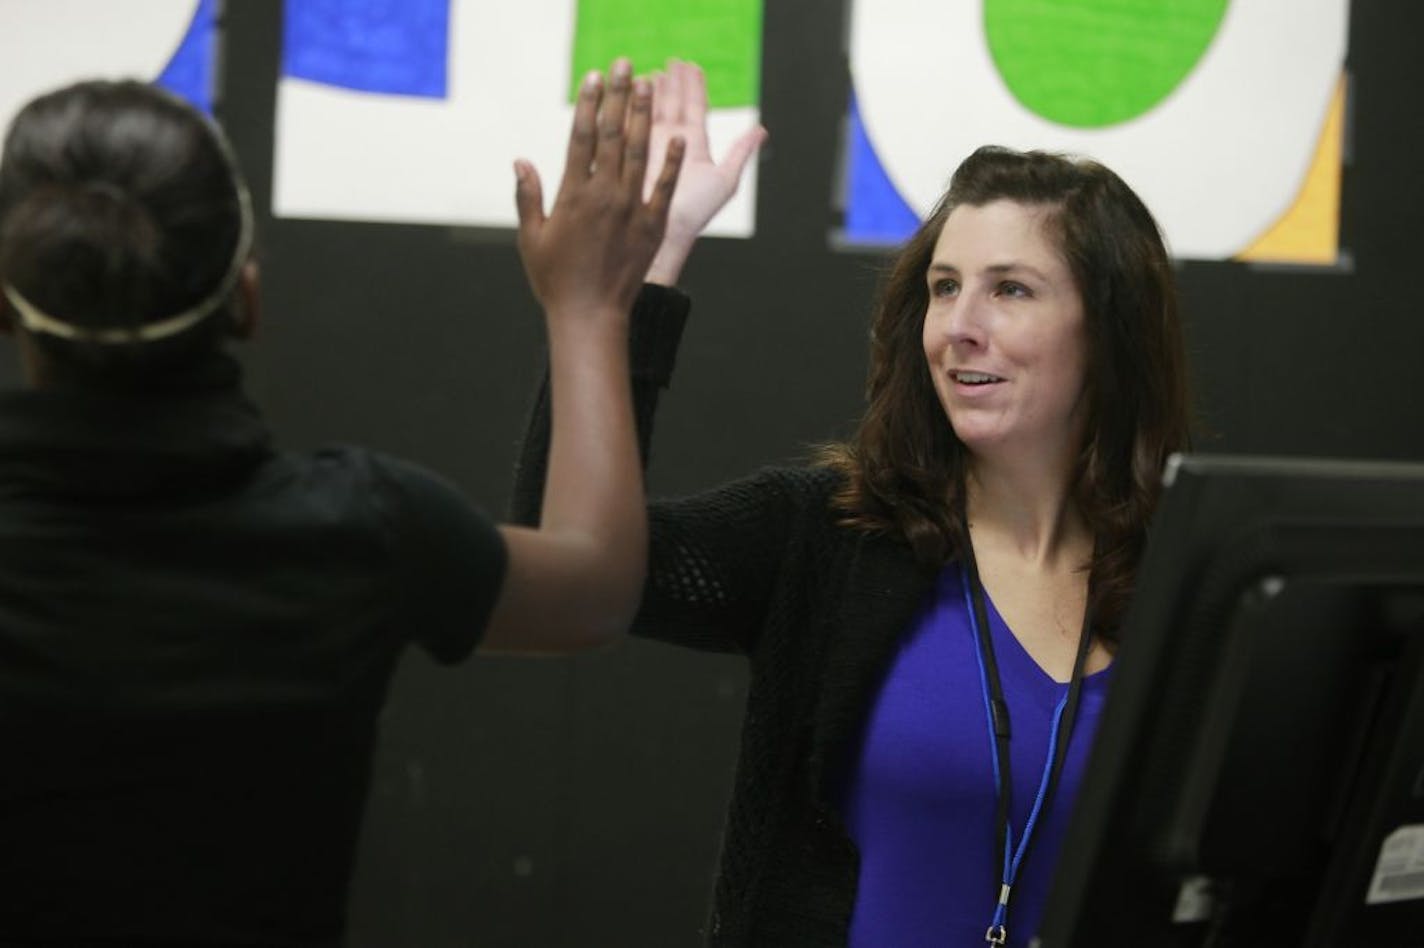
[821,146,1190,636]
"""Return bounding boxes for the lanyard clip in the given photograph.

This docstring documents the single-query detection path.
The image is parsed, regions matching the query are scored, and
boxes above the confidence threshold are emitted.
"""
[985,923,1008,945]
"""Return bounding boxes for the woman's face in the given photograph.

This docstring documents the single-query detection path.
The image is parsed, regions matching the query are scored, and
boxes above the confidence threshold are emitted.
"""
[921,199,1088,464]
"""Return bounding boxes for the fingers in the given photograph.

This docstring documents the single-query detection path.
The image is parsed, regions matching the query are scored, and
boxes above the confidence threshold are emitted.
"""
[651,69,670,123]
[562,70,602,190]
[651,59,711,159]
[645,135,686,222]
[593,58,634,181]
[515,158,546,261]
[683,61,707,129]
[621,77,653,193]
[513,159,545,246]
[664,58,686,125]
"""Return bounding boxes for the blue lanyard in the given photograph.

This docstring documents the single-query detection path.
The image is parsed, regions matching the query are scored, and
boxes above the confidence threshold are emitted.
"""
[961,547,1093,947]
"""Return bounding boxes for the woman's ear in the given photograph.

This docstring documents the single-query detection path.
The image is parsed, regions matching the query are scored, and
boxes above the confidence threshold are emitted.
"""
[230,260,260,340]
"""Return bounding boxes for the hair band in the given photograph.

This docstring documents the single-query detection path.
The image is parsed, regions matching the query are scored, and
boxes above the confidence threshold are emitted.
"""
[1,158,254,346]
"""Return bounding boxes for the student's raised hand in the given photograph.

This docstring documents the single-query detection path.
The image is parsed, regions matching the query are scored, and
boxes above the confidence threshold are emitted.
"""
[643,59,766,286]
[514,59,685,321]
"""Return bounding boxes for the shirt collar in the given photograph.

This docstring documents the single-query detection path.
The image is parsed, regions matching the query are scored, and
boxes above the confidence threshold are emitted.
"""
[0,355,273,501]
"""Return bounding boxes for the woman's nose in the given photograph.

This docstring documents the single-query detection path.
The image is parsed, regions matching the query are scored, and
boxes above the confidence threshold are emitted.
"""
[941,291,987,347]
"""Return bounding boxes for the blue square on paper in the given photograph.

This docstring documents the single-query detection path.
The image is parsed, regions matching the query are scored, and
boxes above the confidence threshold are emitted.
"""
[282,0,451,99]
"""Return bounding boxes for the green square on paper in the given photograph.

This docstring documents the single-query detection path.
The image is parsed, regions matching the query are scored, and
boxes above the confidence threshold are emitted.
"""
[569,0,762,108]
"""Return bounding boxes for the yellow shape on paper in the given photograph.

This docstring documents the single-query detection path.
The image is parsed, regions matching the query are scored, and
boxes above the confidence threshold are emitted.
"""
[1236,74,1346,265]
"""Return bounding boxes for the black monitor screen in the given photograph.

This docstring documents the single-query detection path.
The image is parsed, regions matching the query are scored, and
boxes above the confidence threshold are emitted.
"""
[1034,454,1424,948]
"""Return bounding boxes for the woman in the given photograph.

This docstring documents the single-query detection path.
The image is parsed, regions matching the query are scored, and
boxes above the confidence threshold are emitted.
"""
[514,65,1189,947]
[0,63,682,944]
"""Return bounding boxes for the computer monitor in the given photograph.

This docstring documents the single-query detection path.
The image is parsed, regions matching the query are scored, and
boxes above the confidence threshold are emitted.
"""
[1033,454,1424,947]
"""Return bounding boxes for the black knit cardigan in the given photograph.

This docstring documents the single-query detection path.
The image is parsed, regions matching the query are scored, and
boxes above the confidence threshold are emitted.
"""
[511,284,939,947]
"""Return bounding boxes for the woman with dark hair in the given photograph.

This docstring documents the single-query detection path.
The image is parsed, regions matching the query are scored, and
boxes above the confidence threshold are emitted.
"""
[0,64,683,945]
[515,65,1190,947]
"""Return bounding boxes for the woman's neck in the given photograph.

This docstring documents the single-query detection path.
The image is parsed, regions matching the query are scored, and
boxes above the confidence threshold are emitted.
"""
[964,456,1092,570]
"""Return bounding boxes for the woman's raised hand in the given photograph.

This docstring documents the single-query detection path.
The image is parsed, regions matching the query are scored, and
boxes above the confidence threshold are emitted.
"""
[514,59,686,321]
[643,59,767,286]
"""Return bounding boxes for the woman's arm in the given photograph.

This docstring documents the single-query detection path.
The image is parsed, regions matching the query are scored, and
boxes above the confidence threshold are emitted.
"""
[479,60,684,654]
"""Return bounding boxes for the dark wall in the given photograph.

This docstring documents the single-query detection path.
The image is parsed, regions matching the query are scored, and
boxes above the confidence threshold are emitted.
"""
[32,2,1424,945]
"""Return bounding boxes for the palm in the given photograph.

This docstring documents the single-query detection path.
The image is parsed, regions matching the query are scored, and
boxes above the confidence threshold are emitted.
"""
[647,105,735,241]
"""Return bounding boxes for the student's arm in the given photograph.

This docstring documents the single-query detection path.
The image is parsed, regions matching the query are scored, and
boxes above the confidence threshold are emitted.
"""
[479,59,684,654]
[510,59,764,525]
[508,59,781,655]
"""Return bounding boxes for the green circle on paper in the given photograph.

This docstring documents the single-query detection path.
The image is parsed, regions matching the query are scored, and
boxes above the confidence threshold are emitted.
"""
[985,0,1231,128]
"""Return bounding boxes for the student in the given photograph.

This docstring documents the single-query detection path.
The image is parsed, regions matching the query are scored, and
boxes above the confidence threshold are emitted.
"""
[0,60,681,945]
[514,62,1190,947]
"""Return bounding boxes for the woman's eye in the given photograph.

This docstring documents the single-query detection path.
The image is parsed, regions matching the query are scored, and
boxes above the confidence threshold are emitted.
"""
[998,280,1030,298]
[931,278,959,297]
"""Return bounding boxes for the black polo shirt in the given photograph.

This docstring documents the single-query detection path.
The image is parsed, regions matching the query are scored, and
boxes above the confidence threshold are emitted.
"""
[0,365,505,945]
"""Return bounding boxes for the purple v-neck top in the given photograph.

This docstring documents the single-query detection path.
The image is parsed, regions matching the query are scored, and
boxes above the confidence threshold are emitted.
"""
[837,562,1113,948]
